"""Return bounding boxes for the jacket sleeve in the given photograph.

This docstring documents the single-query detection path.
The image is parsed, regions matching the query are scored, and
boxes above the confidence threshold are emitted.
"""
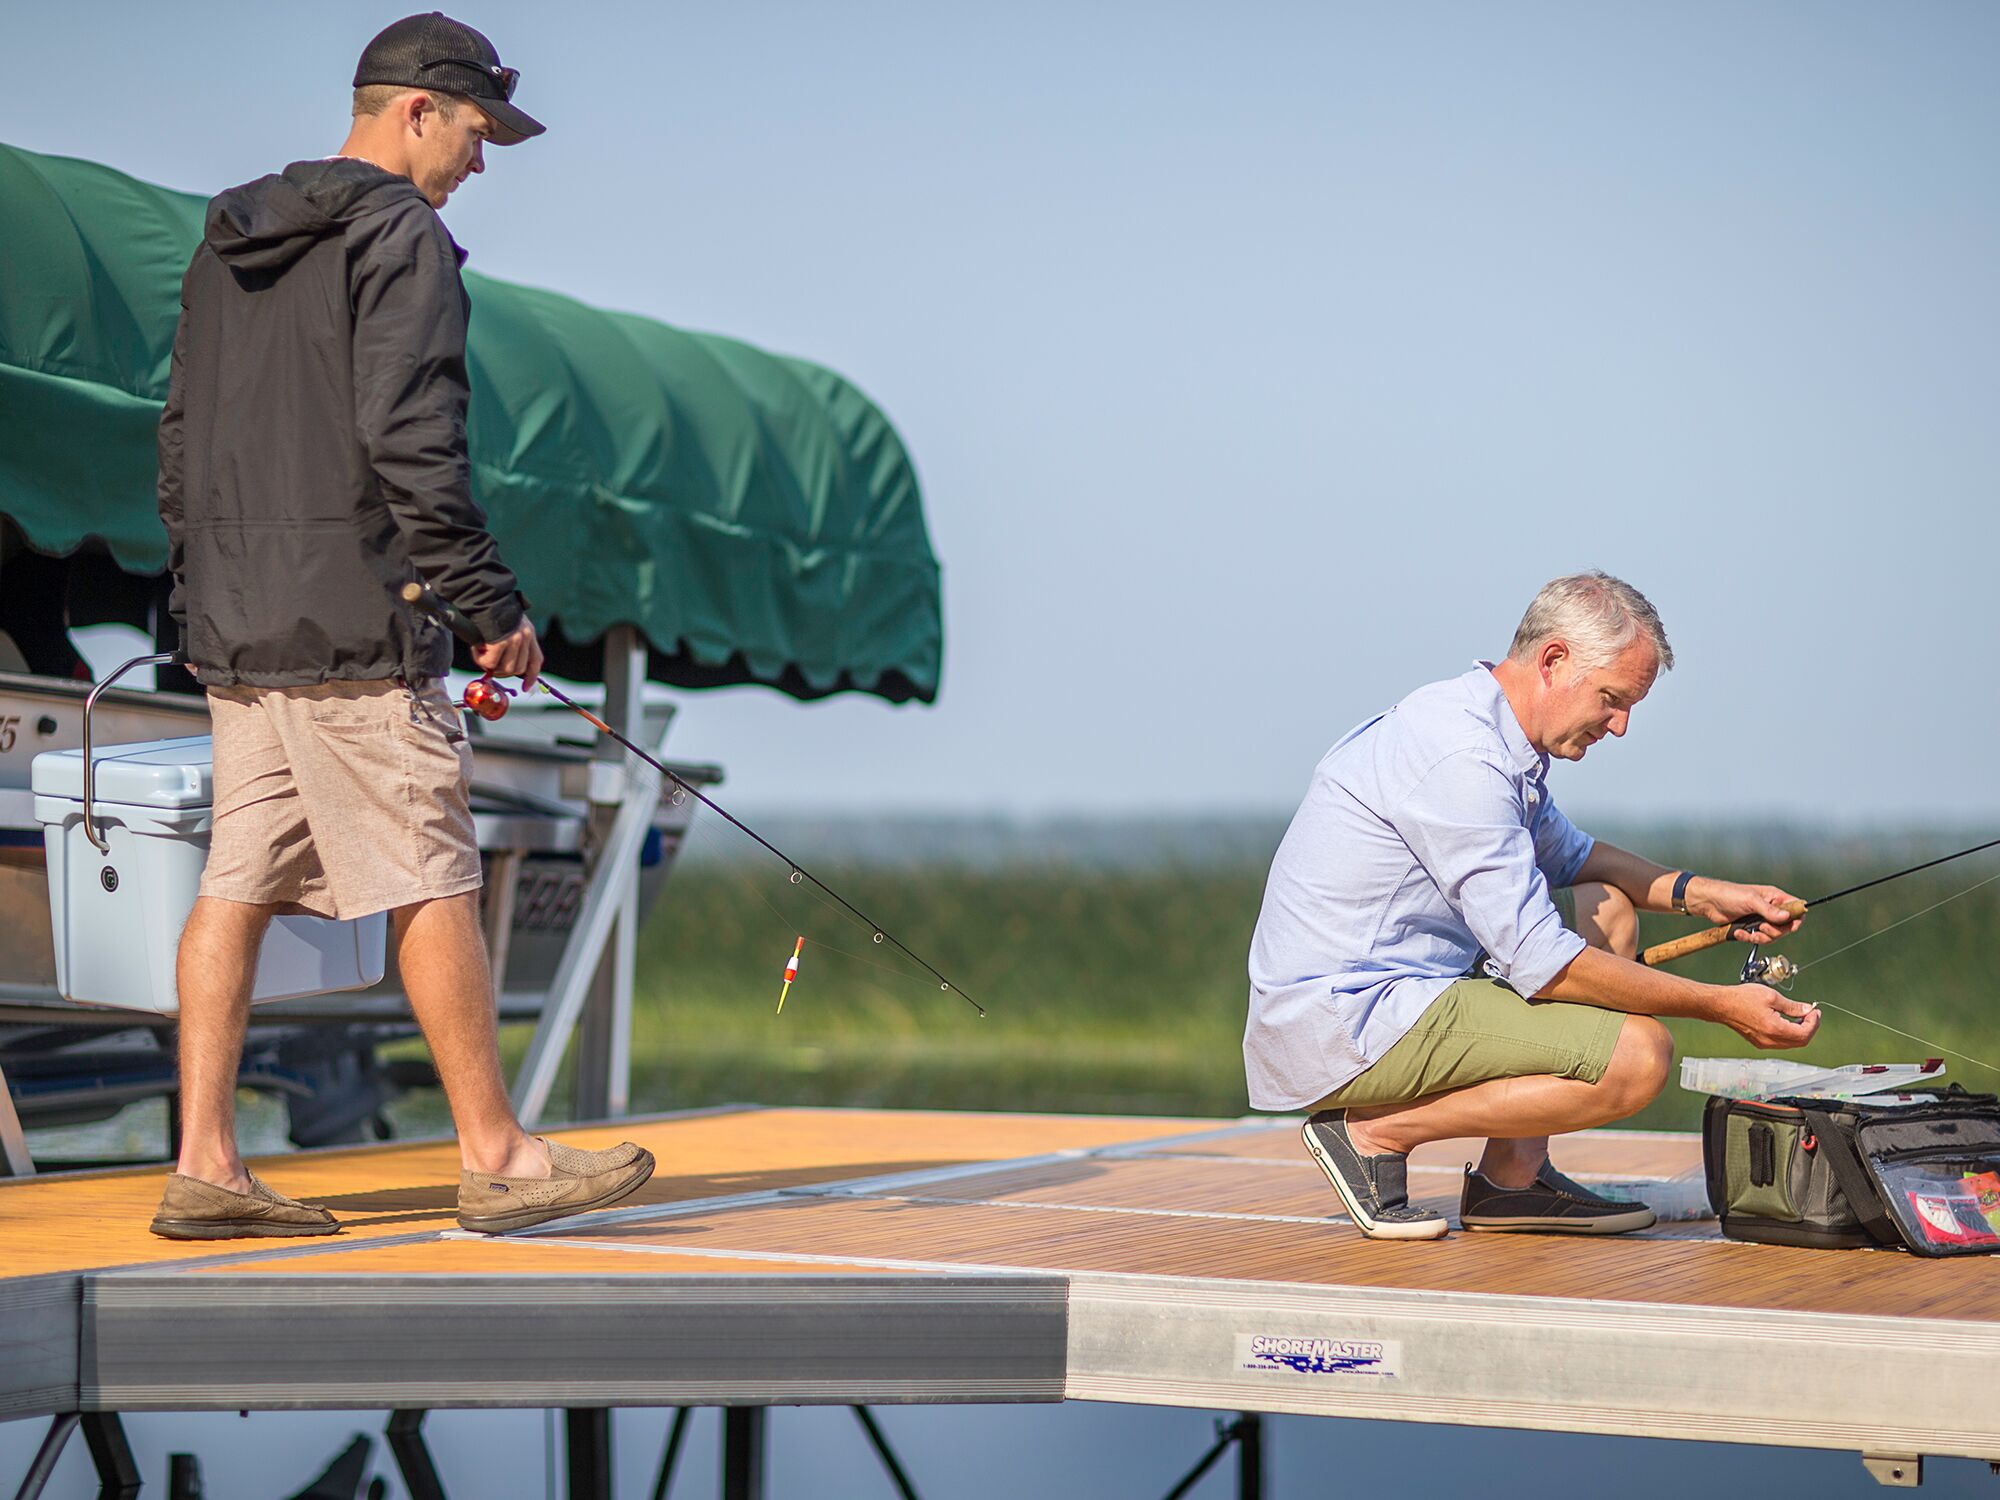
[156,277,192,657]
[350,203,524,641]
[1386,749,1587,999]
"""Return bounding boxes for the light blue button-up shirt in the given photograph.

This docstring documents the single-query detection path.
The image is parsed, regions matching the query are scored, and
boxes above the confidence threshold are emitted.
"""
[1243,664,1595,1111]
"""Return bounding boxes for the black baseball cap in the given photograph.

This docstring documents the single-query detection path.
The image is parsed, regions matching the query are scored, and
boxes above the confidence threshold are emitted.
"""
[353,12,545,145]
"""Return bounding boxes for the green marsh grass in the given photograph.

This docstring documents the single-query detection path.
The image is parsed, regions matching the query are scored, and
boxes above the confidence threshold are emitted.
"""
[570,844,2000,1131]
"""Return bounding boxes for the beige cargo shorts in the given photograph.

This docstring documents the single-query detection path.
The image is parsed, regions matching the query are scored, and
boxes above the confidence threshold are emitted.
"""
[198,678,481,921]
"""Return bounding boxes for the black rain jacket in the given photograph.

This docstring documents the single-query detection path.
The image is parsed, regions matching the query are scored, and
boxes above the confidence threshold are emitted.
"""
[157,158,523,686]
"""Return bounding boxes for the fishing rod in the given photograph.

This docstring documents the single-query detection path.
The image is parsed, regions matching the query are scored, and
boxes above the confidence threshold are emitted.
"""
[400,580,985,1018]
[1639,834,2000,1077]
[1641,835,2000,977]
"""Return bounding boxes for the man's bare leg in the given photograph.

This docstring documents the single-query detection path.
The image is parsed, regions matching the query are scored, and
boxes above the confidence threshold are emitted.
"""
[1346,882,1664,1185]
[1344,1010,1672,1149]
[393,892,549,1179]
[173,896,275,1192]
[1472,881,1642,1184]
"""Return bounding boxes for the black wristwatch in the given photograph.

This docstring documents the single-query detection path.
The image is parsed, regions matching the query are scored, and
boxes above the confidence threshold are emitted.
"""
[1671,870,1695,915]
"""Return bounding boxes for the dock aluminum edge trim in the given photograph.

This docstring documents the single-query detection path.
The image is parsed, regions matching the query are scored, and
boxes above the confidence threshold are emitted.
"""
[1064,1273,2000,1463]
[81,1273,1068,1411]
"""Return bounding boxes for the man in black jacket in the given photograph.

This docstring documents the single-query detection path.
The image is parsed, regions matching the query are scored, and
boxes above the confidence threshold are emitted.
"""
[151,14,654,1239]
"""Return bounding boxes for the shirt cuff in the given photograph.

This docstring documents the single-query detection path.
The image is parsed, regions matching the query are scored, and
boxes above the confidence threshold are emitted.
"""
[1550,832,1596,890]
[1494,920,1587,1001]
[464,592,526,642]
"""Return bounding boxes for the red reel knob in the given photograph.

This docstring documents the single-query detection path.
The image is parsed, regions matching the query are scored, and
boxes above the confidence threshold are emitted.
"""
[463,676,510,721]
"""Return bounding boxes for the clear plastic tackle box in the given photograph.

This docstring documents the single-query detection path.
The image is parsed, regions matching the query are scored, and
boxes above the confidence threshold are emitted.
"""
[32,736,387,1014]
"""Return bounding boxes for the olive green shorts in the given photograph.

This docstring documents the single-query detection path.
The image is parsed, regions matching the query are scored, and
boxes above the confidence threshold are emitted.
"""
[1313,978,1626,1111]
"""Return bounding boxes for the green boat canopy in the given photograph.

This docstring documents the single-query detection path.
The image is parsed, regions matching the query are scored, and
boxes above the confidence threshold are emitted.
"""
[0,142,941,702]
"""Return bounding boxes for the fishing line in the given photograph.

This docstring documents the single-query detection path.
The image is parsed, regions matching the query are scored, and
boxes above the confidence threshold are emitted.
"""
[539,676,983,1015]
[608,752,955,998]
[636,757,929,986]
[403,580,983,1016]
[673,797,941,988]
[1803,998,2000,1080]
[786,885,935,979]
[1796,868,2000,974]
[1775,865,2000,1079]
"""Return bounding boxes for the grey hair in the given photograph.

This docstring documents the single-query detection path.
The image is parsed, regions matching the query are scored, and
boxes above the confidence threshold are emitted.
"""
[1507,571,1673,673]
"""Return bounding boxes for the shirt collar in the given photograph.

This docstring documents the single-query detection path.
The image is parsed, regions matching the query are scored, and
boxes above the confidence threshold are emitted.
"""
[1471,661,1549,780]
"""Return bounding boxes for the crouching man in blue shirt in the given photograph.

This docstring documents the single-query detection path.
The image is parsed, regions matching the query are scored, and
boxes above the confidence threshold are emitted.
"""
[1245,572,1816,1240]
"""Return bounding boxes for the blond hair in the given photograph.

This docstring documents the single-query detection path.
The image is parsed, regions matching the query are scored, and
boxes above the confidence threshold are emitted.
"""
[351,84,461,121]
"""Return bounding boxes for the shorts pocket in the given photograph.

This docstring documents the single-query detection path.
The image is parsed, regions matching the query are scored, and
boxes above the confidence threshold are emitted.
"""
[301,684,405,732]
[308,710,396,733]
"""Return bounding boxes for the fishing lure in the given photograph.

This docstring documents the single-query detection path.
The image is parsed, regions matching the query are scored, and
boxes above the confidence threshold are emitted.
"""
[777,935,803,1014]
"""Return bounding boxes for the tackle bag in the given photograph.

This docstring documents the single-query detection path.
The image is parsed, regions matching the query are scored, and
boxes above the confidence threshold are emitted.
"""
[1703,1086,2000,1255]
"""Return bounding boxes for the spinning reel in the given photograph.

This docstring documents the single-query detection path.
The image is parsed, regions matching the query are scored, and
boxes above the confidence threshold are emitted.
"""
[1740,948,1799,990]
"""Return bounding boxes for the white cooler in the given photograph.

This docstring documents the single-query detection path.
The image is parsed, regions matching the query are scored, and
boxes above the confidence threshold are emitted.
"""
[32,736,387,1014]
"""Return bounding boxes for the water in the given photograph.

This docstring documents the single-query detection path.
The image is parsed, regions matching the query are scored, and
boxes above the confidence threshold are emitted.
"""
[4,1400,1996,1498]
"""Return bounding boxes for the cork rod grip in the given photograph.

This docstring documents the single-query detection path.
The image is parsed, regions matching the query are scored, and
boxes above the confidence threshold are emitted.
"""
[1640,899,1808,968]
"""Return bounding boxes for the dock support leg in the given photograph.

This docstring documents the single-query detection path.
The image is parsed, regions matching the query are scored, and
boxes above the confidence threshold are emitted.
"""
[80,1413,140,1500]
[168,1453,204,1500]
[720,1407,765,1500]
[11,1414,76,1500]
[851,1408,921,1500]
[387,1410,448,1500]
[1236,1413,1264,1500]
[566,1409,612,1500]
[649,1408,691,1500]
[1159,1414,1263,1500]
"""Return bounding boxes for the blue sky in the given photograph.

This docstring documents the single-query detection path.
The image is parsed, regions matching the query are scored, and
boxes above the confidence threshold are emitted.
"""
[6,2,1997,824]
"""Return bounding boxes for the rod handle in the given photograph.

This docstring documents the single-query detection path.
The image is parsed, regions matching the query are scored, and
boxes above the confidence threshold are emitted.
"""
[401,580,484,648]
[1640,899,1808,967]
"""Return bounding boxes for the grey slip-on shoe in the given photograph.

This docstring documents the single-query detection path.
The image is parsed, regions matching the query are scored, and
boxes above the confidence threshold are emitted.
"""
[1460,1160,1657,1235]
[1302,1111,1449,1241]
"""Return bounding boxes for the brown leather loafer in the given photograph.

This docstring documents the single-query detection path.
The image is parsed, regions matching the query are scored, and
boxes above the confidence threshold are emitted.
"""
[149,1172,342,1240]
[457,1138,655,1235]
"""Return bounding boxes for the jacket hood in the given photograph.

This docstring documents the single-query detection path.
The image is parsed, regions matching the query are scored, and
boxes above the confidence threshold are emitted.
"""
[205,159,433,272]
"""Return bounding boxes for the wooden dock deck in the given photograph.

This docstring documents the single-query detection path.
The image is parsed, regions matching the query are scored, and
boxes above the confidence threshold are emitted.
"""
[5,1106,1999,1476]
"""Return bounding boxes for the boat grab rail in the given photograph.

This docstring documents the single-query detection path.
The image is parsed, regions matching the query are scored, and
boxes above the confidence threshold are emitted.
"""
[80,652,181,855]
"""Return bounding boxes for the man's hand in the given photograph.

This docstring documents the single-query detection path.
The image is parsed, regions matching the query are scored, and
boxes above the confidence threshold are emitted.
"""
[1687,878,1806,943]
[472,616,543,691]
[1715,984,1821,1049]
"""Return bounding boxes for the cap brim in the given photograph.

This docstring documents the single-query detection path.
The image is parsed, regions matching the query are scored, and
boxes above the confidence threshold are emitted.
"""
[479,96,545,146]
